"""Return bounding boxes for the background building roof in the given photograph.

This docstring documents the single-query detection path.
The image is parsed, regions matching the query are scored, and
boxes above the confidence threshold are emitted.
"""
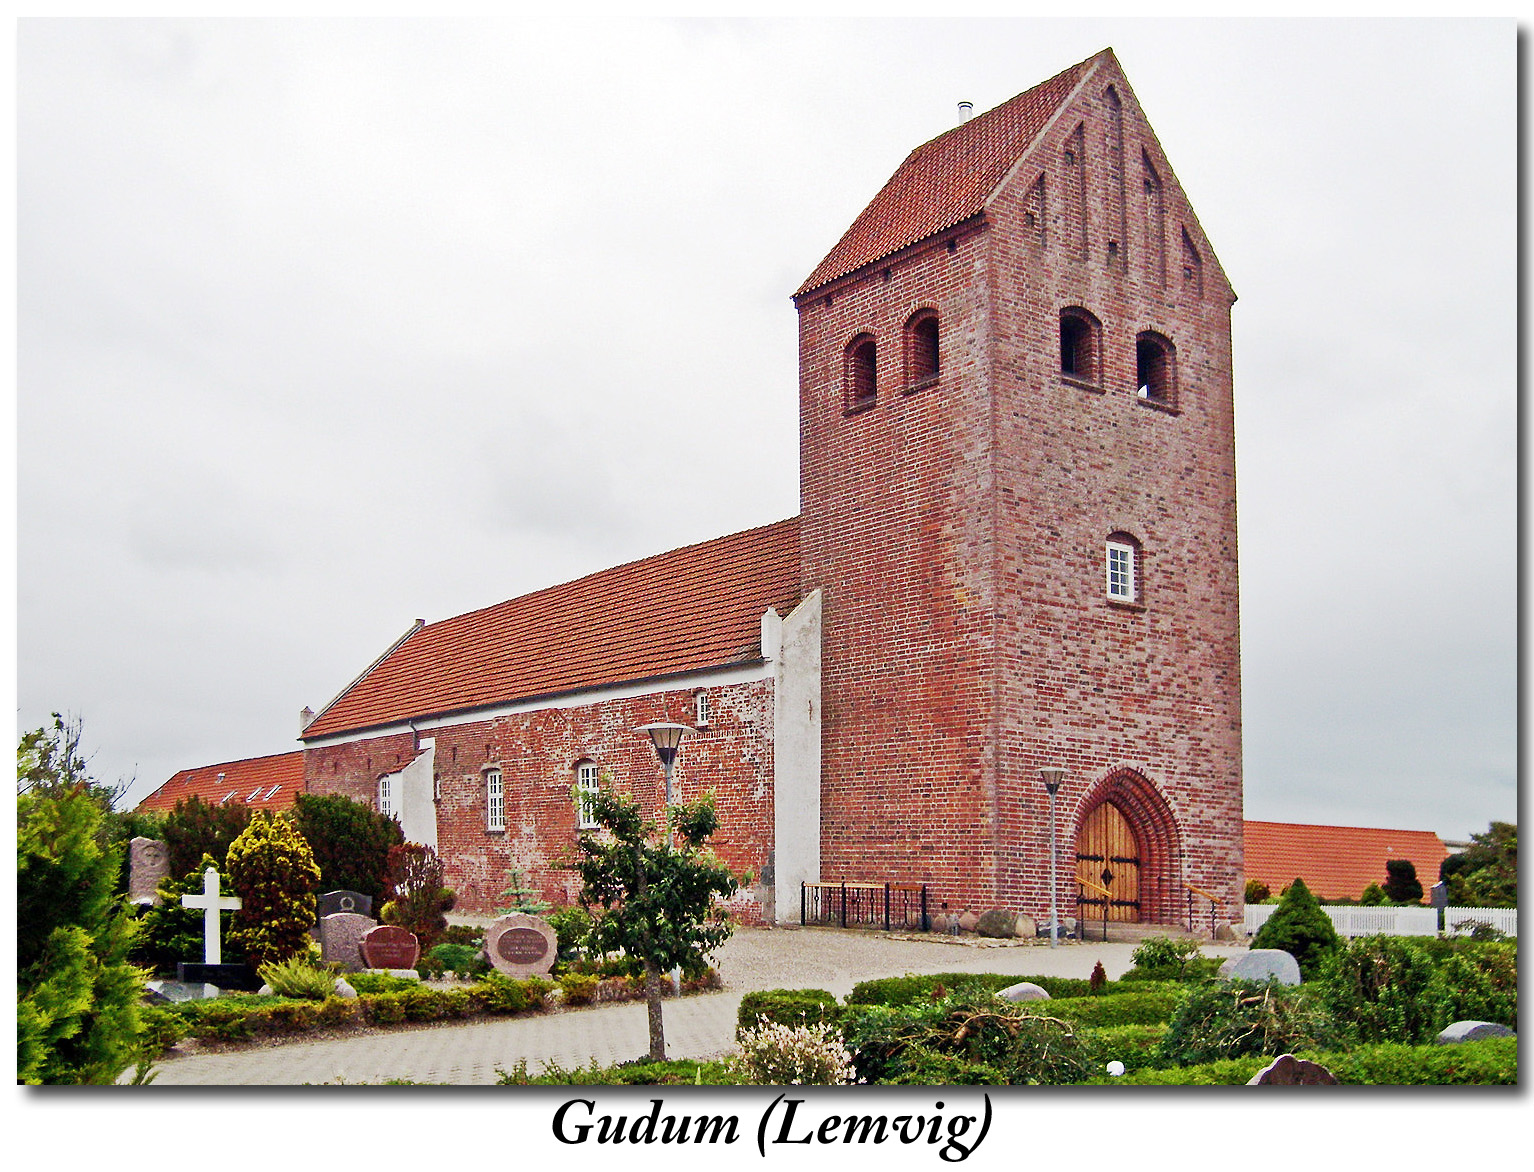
[135,750,304,814]
[1244,820,1448,901]
[302,517,802,740]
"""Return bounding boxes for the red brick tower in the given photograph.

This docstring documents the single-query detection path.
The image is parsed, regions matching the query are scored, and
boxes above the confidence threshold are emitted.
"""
[795,50,1242,929]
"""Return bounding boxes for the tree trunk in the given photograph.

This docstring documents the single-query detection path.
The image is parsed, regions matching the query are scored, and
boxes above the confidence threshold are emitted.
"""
[644,959,666,1062]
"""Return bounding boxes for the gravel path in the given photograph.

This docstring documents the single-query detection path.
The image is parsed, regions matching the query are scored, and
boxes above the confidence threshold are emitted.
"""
[136,926,1245,1086]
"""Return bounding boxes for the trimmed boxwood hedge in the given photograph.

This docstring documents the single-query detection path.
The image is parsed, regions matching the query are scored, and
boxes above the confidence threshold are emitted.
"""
[736,988,842,1034]
[1085,1036,1517,1085]
[845,972,1160,1006]
[1045,989,1183,1028]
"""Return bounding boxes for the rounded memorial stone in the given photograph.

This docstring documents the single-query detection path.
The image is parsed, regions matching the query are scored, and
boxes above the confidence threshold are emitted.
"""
[485,913,557,978]
[358,924,420,970]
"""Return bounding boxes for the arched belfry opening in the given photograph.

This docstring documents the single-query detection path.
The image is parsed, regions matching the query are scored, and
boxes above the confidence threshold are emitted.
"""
[1071,770,1181,927]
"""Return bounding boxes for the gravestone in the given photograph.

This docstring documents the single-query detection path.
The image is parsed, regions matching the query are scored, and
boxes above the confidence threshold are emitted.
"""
[319,912,379,971]
[358,924,420,971]
[1435,1020,1515,1045]
[1247,1054,1338,1085]
[996,981,1051,1002]
[485,913,557,978]
[128,837,170,905]
[1217,948,1302,986]
[179,867,243,994]
[317,890,374,920]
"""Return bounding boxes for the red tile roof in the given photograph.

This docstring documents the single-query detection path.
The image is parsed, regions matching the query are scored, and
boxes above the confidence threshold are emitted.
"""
[796,50,1104,296]
[1244,821,1448,902]
[302,517,803,740]
[136,751,305,814]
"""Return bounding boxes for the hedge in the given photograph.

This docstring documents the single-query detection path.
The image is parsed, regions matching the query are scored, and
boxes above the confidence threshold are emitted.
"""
[1042,990,1183,1028]
[1087,1037,1517,1085]
[845,972,1158,1006]
[736,988,842,1034]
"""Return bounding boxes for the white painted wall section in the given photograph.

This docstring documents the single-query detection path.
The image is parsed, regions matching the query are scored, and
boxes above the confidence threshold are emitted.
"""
[385,739,438,851]
[772,589,822,924]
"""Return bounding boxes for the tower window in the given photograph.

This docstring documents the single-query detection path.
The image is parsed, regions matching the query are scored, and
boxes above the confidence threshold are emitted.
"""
[1106,534,1143,604]
[1060,308,1102,385]
[905,310,940,389]
[1136,332,1176,407]
[378,775,396,819]
[845,334,877,410]
[695,690,711,729]
[575,761,601,829]
[485,767,504,832]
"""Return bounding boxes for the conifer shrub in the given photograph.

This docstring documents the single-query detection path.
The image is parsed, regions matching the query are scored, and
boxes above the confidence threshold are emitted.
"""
[290,793,403,906]
[429,942,489,977]
[847,972,1100,1006]
[1314,936,1453,1045]
[1358,882,1387,906]
[1089,960,1108,994]
[558,972,600,1006]
[225,811,322,969]
[1248,877,1340,979]
[1382,859,1424,904]
[1157,979,1339,1067]
[161,794,252,882]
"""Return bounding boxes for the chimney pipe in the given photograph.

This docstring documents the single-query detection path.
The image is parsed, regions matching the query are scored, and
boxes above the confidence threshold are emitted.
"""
[958,101,974,122]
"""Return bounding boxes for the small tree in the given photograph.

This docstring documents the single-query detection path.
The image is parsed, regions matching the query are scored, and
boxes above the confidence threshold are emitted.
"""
[1382,859,1423,904]
[1249,877,1340,980]
[17,723,146,1084]
[571,781,739,1062]
[1441,821,1517,907]
[380,843,457,953]
[162,794,252,881]
[1243,878,1271,904]
[290,792,403,905]
[224,812,321,969]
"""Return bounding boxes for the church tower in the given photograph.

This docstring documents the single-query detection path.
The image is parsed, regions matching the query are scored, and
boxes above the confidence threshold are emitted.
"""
[794,50,1242,928]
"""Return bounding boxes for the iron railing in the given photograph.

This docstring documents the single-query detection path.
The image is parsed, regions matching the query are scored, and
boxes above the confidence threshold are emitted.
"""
[1184,881,1222,936]
[801,881,929,932]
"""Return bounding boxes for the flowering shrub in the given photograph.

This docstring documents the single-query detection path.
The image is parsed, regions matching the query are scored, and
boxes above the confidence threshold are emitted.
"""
[730,1021,857,1085]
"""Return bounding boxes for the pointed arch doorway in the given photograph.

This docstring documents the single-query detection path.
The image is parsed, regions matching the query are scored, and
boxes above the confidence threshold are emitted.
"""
[1071,770,1182,927]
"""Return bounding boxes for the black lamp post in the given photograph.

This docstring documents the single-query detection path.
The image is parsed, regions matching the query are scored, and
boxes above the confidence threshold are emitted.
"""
[1039,767,1066,948]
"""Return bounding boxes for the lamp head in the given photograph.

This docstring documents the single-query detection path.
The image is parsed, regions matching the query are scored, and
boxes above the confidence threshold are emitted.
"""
[1039,766,1066,795]
[637,723,695,769]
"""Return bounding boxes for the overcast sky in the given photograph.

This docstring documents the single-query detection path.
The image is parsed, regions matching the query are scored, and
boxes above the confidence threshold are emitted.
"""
[15,18,1515,841]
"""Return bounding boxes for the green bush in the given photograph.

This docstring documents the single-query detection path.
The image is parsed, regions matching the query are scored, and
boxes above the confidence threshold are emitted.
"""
[1244,878,1271,904]
[846,972,1113,1006]
[1120,935,1221,983]
[737,988,842,1035]
[225,812,322,969]
[439,923,485,947]
[290,793,403,907]
[1438,941,1517,1026]
[258,956,340,1000]
[160,794,251,883]
[496,1057,740,1085]
[1249,877,1340,979]
[1315,936,1453,1045]
[429,942,488,977]
[1095,1036,1517,1086]
[347,971,420,994]
[1157,980,1338,1067]
[1082,1024,1168,1073]
[472,974,553,1014]
[1045,990,1182,1028]
[136,1005,188,1056]
[558,972,599,1006]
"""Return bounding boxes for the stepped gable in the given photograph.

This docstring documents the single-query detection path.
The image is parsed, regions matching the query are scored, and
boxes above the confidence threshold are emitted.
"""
[1244,821,1449,901]
[796,49,1103,296]
[136,750,304,813]
[301,517,802,740]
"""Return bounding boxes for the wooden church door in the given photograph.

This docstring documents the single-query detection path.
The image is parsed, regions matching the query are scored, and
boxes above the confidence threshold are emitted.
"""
[1075,802,1142,923]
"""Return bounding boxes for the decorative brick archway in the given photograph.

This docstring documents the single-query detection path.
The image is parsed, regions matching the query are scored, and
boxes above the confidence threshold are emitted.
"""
[1071,769,1182,926]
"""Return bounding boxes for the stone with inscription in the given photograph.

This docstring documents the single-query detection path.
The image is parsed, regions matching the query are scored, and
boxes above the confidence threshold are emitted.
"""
[1247,1054,1338,1085]
[485,913,557,978]
[317,889,374,920]
[358,924,420,970]
[1217,948,1301,986]
[1435,1020,1515,1045]
[319,912,378,971]
[128,837,170,906]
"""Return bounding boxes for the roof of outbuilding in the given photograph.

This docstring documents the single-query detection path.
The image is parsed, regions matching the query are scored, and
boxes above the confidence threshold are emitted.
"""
[136,751,305,814]
[301,517,803,741]
[1244,820,1449,902]
[796,49,1104,296]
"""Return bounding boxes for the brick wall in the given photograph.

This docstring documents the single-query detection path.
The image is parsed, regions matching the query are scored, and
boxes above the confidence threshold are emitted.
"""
[305,677,776,920]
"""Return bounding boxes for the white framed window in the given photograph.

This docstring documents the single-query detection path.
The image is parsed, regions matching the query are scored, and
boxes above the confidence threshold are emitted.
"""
[695,690,711,729]
[1106,540,1137,602]
[378,775,396,818]
[485,767,504,832]
[576,761,601,829]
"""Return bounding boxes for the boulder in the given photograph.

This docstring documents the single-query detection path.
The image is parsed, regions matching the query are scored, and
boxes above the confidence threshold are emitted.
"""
[1012,913,1037,938]
[1217,948,1301,986]
[975,909,1017,938]
[1214,921,1242,942]
[334,979,358,999]
[956,910,980,933]
[1435,1020,1515,1044]
[996,981,1051,1002]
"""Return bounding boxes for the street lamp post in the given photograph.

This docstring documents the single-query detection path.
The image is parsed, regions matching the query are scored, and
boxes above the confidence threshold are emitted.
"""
[637,722,695,996]
[1039,767,1066,948]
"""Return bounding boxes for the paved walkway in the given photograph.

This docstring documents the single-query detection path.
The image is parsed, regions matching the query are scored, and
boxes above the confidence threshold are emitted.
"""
[138,927,1245,1085]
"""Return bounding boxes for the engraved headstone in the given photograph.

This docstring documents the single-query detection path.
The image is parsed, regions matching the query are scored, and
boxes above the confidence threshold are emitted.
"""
[1247,1054,1338,1085]
[128,837,170,906]
[317,890,374,920]
[485,913,557,978]
[358,924,420,970]
[319,912,379,971]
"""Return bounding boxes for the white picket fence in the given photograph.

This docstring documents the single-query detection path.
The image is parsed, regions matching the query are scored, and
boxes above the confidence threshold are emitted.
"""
[1442,906,1519,937]
[1244,903,1440,938]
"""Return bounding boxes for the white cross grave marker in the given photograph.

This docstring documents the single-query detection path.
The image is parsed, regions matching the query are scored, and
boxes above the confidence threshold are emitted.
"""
[180,867,242,965]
